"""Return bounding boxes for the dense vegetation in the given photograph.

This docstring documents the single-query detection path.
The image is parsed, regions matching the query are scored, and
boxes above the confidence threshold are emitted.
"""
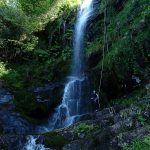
[0,0,150,131]
[87,0,150,101]
[0,0,78,121]
[0,0,150,149]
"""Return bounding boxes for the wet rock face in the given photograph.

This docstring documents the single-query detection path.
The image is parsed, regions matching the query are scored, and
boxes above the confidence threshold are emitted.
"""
[63,140,82,150]
[111,126,150,148]
[143,110,150,119]
[30,83,64,120]
[0,88,14,110]
[87,52,102,68]
[0,88,35,134]
[0,83,65,135]
[30,82,64,107]
[19,82,65,120]
[0,135,26,150]
[115,0,127,11]
[0,109,36,134]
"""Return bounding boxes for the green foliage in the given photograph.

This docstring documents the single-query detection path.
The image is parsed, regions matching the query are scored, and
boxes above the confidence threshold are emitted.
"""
[0,59,69,122]
[0,62,24,89]
[105,0,150,73]
[19,0,54,16]
[118,98,136,108]
[87,38,103,56]
[112,89,146,107]
[1,0,149,124]
[144,137,150,146]
[44,132,69,149]
[74,123,99,137]
[22,36,39,52]
[86,0,150,100]
[0,62,9,78]
[0,0,78,62]
[123,136,150,150]
[0,0,75,90]
[0,61,61,89]
[14,89,49,123]
[137,115,147,126]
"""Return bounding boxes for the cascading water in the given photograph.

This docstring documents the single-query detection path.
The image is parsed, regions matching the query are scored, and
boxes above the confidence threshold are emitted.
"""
[73,0,94,78]
[23,136,51,150]
[37,0,95,132]
[46,0,94,130]
[23,0,95,148]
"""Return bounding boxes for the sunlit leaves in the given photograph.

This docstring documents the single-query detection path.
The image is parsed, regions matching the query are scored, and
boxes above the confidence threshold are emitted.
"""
[18,0,54,16]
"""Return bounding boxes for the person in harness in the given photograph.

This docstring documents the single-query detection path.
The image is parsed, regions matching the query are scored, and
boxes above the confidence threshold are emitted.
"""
[91,90,100,112]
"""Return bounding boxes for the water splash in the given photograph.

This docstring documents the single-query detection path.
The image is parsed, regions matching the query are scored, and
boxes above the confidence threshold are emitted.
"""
[46,76,86,130]
[23,136,51,150]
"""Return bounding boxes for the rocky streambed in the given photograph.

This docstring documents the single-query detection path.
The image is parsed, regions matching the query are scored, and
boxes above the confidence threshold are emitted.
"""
[0,85,150,150]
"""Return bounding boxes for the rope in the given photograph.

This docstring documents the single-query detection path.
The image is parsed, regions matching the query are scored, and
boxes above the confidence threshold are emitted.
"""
[98,1,108,109]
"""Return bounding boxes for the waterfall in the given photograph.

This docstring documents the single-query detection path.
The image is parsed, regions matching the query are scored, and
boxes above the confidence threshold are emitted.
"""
[73,0,94,77]
[38,0,95,132]
[22,0,95,149]
[23,136,51,150]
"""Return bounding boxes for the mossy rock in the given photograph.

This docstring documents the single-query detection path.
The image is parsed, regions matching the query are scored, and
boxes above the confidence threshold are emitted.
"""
[73,123,100,139]
[44,131,69,149]
[14,89,50,123]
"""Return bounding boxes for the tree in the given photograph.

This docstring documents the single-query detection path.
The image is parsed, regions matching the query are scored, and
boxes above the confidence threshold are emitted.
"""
[19,0,54,16]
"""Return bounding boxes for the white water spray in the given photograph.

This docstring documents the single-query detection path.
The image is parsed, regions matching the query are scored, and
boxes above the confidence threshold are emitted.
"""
[23,136,51,150]
[38,0,95,132]
[73,0,94,77]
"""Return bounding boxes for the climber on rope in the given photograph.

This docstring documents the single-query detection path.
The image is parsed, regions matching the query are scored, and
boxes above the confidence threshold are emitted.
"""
[91,90,100,112]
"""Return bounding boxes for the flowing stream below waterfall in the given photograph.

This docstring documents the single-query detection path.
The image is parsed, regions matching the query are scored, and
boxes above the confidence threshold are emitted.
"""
[23,136,51,150]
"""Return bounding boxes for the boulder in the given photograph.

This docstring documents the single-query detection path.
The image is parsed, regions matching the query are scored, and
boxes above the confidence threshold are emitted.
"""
[111,126,150,148]
[0,88,14,110]
[63,140,82,150]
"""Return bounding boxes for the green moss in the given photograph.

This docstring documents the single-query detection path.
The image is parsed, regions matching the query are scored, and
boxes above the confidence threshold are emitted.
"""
[111,88,146,107]
[123,136,150,150]
[0,62,9,78]
[86,38,103,56]
[87,0,150,97]
[44,131,69,149]
[0,57,69,120]
[137,115,147,126]
[74,123,99,138]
